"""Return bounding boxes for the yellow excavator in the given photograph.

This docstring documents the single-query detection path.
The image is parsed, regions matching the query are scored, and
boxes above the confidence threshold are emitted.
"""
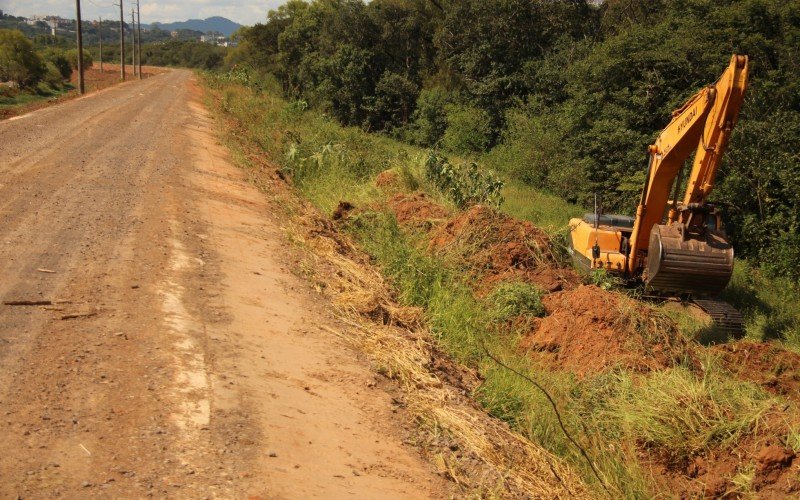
[568,54,749,332]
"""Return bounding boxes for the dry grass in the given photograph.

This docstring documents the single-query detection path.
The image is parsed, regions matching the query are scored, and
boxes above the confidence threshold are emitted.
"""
[280,208,592,497]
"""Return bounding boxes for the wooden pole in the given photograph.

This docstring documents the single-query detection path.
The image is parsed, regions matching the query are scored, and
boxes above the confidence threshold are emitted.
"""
[136,0,142,79]
[75,0,85,94]
[131,8,137,77]
[119,1,125,81]
[98,17,103,73]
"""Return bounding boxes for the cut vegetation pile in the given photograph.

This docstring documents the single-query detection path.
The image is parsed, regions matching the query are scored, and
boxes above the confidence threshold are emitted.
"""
[428,205,579,294]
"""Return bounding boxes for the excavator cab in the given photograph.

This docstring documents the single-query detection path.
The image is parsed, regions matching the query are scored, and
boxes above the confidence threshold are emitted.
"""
[568,213,634,273]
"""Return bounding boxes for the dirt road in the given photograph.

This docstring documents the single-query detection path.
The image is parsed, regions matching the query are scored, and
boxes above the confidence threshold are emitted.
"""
[0,70,451,498]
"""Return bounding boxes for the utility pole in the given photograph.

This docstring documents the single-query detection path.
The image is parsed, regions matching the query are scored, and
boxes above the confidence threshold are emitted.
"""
[98,17,103,73]
[136,0,142,79]
[118,1,125,81]
[75,0,85,94]
[131,7,137,77]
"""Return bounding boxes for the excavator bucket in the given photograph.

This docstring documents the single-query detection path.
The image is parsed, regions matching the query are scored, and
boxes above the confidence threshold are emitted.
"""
[645,224,734,297]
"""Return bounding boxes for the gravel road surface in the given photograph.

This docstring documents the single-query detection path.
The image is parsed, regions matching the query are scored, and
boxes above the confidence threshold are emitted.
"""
[0,69,450,498]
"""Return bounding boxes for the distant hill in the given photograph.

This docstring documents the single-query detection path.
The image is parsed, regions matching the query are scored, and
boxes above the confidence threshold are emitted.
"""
[148,17,241,36]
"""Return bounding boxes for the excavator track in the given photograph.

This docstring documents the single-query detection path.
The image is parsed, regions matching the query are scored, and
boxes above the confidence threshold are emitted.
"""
[692,298,744,337]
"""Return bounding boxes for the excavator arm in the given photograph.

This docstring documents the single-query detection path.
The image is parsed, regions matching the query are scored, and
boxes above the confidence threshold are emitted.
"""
[627,55,749,295]
[683,55,749,205]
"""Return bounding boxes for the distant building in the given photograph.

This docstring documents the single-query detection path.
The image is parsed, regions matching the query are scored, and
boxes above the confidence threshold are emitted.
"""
[25,15,71,30]
[170,30,178,38]
[200,32,228,45]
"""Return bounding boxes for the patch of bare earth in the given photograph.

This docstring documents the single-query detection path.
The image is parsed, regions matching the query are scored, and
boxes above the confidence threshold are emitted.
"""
[521,285,693,377]
[715,341,800,403]
[0,69,465,498]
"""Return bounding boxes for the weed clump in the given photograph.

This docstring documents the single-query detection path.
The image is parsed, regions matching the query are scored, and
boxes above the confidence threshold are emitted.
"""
[485,281,545,323]
[611,363,776,461]
[424,152,504,209]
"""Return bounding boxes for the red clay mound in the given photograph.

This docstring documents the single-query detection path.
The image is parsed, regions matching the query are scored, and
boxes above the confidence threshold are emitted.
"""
[715,341,800,402]
[375,169,402,189]
[520,285,693,376]
[429,205,579,293]
[387,192,450,226]
[652,426,800,498]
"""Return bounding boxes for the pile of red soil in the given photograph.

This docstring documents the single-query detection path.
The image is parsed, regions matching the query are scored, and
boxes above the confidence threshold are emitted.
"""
[715,341,800,402]
[651,432,799,497]
[375,169,402,190]
[386,192,451,226]
[520,285,692,376]
[429,205,579,293]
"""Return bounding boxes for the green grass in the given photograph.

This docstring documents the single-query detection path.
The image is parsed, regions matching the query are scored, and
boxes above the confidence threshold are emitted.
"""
[0,84,72,110]
[204,73,792,498]
[722,261,800,351]
[610,359,773,461]
[0,91,46,108]
[499,177,583,232]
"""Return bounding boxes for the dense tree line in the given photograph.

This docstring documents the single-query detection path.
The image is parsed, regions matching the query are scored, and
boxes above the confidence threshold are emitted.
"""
[98,40,227,70]
[228,0,800,279]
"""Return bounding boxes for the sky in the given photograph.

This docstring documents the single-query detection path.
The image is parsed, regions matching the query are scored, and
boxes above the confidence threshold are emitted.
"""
[0,0,286,26]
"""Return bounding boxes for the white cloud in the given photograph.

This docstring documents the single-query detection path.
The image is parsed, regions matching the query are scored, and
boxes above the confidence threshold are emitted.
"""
[0,0,286,26]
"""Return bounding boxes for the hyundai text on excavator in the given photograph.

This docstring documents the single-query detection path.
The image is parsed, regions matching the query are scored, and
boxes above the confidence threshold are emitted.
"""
[568,54,749,333]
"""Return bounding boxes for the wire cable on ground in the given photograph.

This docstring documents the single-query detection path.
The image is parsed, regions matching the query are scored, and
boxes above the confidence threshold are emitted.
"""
[479,339,611,495]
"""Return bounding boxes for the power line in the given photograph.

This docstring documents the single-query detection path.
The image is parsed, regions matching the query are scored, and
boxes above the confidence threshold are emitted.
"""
[479,339,611,494]
[85,0,116,9]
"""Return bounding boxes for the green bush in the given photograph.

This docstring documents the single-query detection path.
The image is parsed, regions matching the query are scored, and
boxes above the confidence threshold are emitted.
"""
[441,103,493,154]
[42,61,65,88]
[367,71,418,131]
[0,29,45,87]
[40,49,72,79]
[407,87,457,146]
[65,48,93,70]
[424,152,503,208]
